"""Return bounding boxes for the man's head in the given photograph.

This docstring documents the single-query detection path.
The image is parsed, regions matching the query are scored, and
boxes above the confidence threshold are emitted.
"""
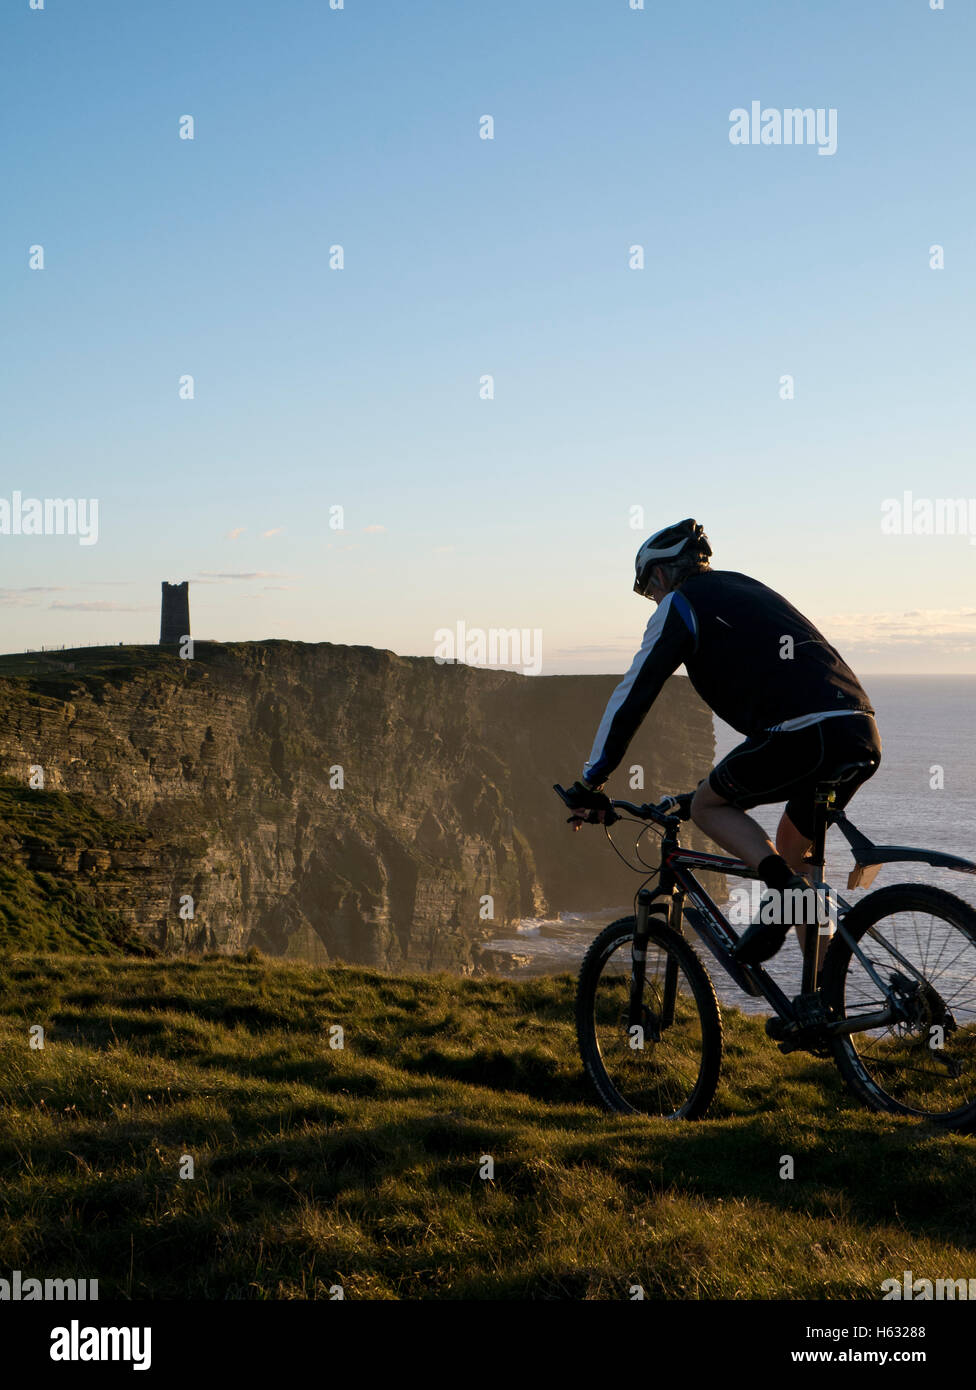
[634,519,712,601]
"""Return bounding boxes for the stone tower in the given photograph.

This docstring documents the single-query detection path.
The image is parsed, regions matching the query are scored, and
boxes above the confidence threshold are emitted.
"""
[160,581,190,645]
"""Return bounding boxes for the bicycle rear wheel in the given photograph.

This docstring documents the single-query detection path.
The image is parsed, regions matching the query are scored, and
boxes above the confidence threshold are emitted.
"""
[821,883,976,1132]
[576,912,722,1120]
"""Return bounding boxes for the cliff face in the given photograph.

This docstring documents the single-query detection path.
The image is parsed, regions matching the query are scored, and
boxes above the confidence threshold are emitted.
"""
[0,642,716,972]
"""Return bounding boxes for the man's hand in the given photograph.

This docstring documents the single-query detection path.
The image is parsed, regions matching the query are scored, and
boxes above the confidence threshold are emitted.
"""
[560,780,617,831]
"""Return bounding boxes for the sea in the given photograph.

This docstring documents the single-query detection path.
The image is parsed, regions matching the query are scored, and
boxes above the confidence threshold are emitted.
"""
[481,676,976,1013]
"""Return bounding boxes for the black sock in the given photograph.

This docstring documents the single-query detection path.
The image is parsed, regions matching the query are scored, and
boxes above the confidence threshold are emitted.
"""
[758,853,794,892]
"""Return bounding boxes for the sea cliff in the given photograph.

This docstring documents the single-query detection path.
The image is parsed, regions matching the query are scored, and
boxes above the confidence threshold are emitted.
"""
[0,642,717,971]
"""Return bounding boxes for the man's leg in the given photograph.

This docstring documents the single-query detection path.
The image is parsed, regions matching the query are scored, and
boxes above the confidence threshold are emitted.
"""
[776,809,829,970]
[775,810,813,874]
[691,779,811,966]
[690,778,778,869]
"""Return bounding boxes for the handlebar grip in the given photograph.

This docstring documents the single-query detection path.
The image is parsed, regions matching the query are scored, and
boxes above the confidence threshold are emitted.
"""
[553,784,619,826]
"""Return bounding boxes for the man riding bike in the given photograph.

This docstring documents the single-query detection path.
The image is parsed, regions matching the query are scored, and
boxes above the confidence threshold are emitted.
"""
[562,519,882,966]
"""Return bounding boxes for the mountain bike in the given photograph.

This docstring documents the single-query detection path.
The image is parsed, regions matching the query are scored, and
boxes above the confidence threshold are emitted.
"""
[554,761,976,1133]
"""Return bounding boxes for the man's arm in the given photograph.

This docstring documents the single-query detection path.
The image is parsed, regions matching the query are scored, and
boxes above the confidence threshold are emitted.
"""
[581,591,697,788]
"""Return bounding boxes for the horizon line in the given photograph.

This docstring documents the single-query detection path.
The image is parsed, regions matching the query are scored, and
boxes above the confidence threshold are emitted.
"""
[1,640,974,681]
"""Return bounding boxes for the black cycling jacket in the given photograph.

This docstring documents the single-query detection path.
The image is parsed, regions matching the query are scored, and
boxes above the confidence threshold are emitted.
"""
[582,569,874,786]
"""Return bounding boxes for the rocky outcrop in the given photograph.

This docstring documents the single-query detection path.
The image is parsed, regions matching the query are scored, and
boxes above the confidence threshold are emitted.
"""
[0,642,717,971]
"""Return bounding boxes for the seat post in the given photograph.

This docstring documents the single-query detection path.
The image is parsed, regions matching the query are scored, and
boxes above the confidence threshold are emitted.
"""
[807,784,830,880]
[798,759,874,997]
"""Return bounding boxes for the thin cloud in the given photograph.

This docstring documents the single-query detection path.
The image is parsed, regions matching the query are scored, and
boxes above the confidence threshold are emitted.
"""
[817,608,976,656]
[195,571,287,582]
[363,524,386,533]
[227,527,246,540]
[0,586,71,606]
[1,584,139,607]
[0,591,40,607]
[262,527,284,538]
[49,601,150,613]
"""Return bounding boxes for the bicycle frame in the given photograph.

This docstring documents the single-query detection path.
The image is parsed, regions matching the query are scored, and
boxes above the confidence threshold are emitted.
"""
[632,839,805,1026]
[626,789,976,1039]
[552,778,976,1040]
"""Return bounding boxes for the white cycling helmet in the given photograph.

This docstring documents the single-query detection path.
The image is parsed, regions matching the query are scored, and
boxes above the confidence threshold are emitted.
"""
[634,518,711,595]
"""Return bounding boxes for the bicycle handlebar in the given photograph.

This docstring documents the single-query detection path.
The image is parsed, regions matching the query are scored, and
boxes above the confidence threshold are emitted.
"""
[552,784,694,826]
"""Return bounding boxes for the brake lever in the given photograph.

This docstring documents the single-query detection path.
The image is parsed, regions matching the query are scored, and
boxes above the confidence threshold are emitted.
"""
[564,809,620,826]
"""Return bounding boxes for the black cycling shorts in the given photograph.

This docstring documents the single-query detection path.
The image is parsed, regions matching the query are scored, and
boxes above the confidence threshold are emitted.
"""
[707,712,882,840]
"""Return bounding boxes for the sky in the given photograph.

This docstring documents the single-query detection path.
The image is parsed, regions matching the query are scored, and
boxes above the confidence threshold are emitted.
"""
[2,0,975,674]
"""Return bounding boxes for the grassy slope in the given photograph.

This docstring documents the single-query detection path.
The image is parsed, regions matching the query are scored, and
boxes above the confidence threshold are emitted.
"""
[0,644,178,681]
[0,953,973,1300]
[0,781,155,955]
[0,647,184,954]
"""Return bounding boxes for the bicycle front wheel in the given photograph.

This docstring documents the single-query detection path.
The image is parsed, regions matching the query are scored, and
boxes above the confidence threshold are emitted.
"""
[576,913,722,1121]
[821,883,976,1132]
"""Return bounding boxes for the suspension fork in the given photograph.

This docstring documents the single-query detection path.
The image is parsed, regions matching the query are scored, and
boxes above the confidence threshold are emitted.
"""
[628,888,655,1029]
[629,858,677,1029]
[660,888,685,1028]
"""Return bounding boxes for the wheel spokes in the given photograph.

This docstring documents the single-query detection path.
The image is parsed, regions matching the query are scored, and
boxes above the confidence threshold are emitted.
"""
[844,907,976,1114]
[592,941,708,1118]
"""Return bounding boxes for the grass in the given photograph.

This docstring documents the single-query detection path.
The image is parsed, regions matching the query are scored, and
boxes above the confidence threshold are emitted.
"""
[0,952,974,1300]
[0,780,154,955]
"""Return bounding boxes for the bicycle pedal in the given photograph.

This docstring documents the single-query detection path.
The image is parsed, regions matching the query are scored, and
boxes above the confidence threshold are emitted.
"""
[791,992,828,1029]
[775,1015,833,1057]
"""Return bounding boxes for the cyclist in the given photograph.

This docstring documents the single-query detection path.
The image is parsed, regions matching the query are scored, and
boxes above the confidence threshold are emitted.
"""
[562,519,882,966]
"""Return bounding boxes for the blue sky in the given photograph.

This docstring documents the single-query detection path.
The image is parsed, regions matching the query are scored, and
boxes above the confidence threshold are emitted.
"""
[3,0,975,671]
